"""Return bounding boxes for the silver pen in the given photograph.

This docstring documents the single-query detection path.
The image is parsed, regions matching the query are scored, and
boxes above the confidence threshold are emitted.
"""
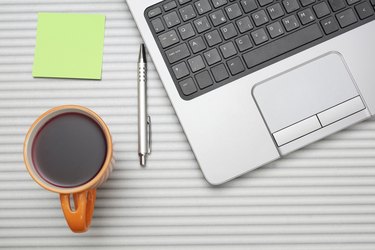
[137,44,151,166]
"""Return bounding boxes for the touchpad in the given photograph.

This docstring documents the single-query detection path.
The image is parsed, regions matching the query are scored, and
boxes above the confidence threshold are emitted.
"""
[253,52,362,137]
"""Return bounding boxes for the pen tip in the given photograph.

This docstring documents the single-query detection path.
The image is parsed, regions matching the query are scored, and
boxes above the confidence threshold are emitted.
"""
[139,44,147,63]
[140,154,146,167]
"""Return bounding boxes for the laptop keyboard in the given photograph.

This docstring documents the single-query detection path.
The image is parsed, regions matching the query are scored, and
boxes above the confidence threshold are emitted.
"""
[145,0,375,100]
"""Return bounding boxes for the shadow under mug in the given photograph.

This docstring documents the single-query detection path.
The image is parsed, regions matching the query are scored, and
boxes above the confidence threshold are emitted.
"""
[23,105,114,233]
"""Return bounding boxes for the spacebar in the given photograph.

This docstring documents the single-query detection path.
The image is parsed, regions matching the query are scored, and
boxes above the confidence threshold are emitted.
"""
[243,24,323,69]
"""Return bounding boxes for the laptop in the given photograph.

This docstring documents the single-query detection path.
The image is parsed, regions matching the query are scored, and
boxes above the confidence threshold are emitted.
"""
[126,0,375,185]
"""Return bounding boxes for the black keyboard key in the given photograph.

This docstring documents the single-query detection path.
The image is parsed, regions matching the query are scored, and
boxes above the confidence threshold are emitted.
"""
[241,0,258,13]
[194,17,211,33]
[205,30,222,46]
[267,21,284,38]
[282,15,300,31]
[179,5,197,21]
[371,0,375,6]
[221,23,238,40]
[227,57,245,75]
[321,16,339,34]
[172,62,190,79]
[235,35,253,51]
[283,0,300,13]
[195,71,214,89]
[336,9,358,27]
[178,23,196,40]
[220,42,237,58]
[148,7,162,18]
[179,78,197,96]
[251,28,269,45]
[166,43,190,63]
[268,3,285,20]
[355,2,374,19]
[210,10,227,26]
[300,0,315,6]
[346,0,360,5]
[189,37,207,53]
[243,24,323,68]
[211,64,229,82]
[258,0,273,6]
[252,10,269,26]
[204,48,222,65]
[328,0,346,11]
[163,1,177,11]
[195,0,212,14]
[188,55,206,72]
[236,17,254,33]
[164,12,181,28]
[313,2,331,18]
[179,0,192,4]
[225,3,243,19]
[298,8,315,25]
[211,0,228,8]
[151,18,165,33]
[159,30,180,48]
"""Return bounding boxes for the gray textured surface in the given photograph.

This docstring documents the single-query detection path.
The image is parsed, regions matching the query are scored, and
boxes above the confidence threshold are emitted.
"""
[1,0,375,249]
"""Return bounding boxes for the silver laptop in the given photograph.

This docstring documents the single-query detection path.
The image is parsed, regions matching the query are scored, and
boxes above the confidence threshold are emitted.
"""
[127,0,375,185]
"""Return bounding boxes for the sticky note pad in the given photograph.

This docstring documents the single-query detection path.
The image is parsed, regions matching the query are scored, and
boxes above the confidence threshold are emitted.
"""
[33,13,105,80]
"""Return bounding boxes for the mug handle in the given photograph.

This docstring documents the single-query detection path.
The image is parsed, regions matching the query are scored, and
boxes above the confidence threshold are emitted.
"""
[59,189,96,233]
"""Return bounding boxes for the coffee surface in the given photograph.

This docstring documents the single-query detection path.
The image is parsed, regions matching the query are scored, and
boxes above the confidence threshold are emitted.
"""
[32,113,107,187]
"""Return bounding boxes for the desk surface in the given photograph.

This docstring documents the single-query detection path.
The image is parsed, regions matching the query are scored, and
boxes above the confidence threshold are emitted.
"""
[1,0,375,249]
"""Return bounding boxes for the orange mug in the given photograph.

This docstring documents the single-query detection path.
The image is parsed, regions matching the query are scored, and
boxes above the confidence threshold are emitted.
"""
[23,105,114,233]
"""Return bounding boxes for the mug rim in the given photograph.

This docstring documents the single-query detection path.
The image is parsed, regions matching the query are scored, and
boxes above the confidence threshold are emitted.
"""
[23,105,113,194]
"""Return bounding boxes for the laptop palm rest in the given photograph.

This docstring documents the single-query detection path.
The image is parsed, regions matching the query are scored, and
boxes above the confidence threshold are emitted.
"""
[253,52,368,148]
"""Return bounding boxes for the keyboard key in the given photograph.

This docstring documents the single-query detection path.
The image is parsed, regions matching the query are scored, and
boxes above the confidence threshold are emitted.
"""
[283,0,300,13]
[210,10,227,26]
[163,1,177,11]
[328,0,346,11]
[194,17,211,33]
[204,48,222,65]
[371,0,375,6]
[189,37,207,53]
[195,0,212,14]
[258,0,273,6]
[355,2,374,19]
[179,78,197,96]
[313,2,331,18]
[298,8,315,25]
[300,0,315,6]
[151,18,165,33]
[225,3,243,19]
[179,0,192,4]
[188,55,206,72]
[241,0,258,13]
[148,7,162,18]
[220,42,237,58]
[236,17,254,33]
[244,24,322,68]
[205,30,222,46]
[320,16,339,34]
[267,3,285,20]
[179,5,197,21]
[251,28,269,45]
[227,57,245,75]
[211,0,228,8]
[164,12,181,28]
[336,9,358,27]
[165,43,190,63]
[211,64,229,82]
[178,23,196,40]
[195,71,214,89]
[347,0,360,4]
[282,15,300,31]
[221,23,238,40]
[159,30,180,48]
[252,10,269,26]
[267,21,284,38]
[235,35,253,51]
[172,62,190,79]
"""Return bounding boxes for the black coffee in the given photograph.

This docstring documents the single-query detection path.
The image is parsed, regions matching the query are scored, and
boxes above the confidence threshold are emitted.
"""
[32,113,107,188]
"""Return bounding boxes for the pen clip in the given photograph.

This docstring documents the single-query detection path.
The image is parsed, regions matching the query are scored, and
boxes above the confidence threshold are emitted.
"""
[147,115,152,155]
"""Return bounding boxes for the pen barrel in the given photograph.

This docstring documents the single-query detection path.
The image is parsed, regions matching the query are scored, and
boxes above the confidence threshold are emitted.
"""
[137,62,148,156]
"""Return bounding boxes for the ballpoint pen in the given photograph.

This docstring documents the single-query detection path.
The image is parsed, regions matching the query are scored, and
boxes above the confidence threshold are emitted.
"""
[137,44,151,166]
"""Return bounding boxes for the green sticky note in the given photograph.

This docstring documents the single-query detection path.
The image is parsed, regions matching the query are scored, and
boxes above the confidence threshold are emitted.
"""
[33,13,105,80]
